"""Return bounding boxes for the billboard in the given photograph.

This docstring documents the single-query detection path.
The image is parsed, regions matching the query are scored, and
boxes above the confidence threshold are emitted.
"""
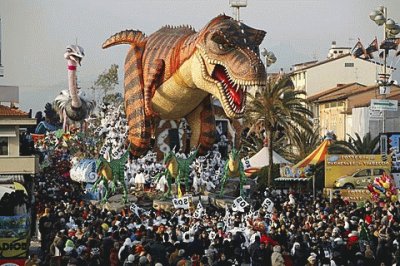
[325,154,391,188]
[0,215,30,260]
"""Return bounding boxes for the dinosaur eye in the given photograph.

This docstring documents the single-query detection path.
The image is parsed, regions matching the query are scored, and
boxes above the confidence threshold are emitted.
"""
[218,43,233,51]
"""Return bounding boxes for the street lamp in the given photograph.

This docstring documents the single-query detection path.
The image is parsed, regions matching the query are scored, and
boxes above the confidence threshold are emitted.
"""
[369,6,399,132]
[261,48,277,80]
[229,0,247,21]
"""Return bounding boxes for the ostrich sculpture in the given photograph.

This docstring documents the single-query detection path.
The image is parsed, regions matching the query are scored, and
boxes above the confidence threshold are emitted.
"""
[54,45,95,131]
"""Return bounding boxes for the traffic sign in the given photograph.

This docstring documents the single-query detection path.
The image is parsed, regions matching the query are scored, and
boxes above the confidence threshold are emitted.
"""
[369,108,383,120]
[371,99,398,111]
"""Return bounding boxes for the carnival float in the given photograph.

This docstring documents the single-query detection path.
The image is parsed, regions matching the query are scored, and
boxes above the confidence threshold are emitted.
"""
[33,15,271,218]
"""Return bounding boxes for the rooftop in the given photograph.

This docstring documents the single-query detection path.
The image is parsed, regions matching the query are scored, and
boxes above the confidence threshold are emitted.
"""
[0,105,29,117]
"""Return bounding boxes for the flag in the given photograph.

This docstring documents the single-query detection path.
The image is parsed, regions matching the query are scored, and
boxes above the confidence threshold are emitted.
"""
[351,40,366,58]
[380,38,399,51]
[365,37,379,59]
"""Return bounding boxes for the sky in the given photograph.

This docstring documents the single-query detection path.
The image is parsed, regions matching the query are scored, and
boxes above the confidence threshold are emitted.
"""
[0,0,399,114]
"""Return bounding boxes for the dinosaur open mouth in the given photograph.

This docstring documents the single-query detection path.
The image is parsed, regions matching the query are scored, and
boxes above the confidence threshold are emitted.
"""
[212,64,246,113]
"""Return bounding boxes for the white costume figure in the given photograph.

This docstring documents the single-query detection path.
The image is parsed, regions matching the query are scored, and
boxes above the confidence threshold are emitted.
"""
[155,174,167,192]
[192,170,201,194]
[134,171,145,191]
[289,194,296,206]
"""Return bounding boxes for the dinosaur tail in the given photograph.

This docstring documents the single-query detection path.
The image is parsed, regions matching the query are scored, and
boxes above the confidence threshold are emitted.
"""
[102,30,146,49]
[103,31,150,157]
[124,45,152,157]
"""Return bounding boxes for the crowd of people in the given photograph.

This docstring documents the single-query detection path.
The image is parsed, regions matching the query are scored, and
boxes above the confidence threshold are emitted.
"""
[32,149,400,266]
[26,105,400,266]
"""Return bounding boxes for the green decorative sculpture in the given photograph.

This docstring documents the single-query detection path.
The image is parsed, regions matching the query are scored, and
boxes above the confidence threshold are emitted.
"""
[219,148,247,197]
[155,149,198,198]
[92,150,130,203]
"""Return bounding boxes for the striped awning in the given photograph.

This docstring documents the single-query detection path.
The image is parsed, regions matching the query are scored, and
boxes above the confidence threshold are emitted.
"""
[294,139,332,169]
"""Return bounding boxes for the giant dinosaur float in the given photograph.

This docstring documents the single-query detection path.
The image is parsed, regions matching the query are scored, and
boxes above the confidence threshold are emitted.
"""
[103,15,266,157]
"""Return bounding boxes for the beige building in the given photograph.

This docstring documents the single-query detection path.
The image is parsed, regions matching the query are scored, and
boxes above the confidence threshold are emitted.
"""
[289,42,392,97]
[0,104,38,174]
[308,83,400,140]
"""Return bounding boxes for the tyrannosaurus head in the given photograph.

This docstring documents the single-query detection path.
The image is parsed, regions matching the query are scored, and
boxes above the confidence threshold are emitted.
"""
[193,15,266,118]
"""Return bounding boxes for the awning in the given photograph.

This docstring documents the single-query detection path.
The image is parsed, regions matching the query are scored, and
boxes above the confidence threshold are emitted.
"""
[294,139,332,169]
[242,147,291,169]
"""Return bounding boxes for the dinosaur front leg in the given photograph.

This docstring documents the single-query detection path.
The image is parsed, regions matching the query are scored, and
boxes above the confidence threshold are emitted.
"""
[121,179,128,204]
[102,180,110,203]
[186,96,216,155]
[165,173,173,198]
[219,174,228,197]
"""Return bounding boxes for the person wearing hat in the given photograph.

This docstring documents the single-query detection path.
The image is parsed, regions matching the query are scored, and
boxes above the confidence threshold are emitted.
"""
[118,238,133,263]
[271,245,285,266]
[61,239,78,265]
[306,253,317,265]
[123,254,136,266]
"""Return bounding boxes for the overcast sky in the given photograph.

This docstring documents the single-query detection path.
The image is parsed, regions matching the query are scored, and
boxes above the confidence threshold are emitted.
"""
[0,0,399,113]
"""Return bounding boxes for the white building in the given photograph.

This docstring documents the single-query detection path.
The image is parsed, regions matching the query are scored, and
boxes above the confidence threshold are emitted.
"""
[290,41,393,97]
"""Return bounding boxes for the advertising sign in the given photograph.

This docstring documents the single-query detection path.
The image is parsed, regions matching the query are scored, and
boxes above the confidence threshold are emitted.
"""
[0,215,30,260]
[380,133,400,187]
[0,238,29,259]
[325,154,391,188]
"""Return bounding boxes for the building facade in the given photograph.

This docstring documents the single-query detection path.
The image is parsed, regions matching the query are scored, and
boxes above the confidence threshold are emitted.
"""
[289,42,392,97]
[309,83,400,140]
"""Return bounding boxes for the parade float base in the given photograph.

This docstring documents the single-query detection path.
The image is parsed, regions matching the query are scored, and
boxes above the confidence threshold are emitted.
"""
[90,194,137,212]
[207,193,235,209]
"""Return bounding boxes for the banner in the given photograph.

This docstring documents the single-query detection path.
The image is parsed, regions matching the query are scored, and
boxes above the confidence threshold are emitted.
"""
[325,154,391,187]
[193,202,204,219]
[0,259,26,266]
[0,238,29,259]
[172,196,190,209]
[0,215,30,239]
[262,198,274,213]
[232,196,249,212]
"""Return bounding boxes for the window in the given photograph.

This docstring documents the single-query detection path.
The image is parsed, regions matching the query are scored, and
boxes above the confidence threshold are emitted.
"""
[338,101,344,107]
[373,169,385,175]
[0,137,8,155]
[330,102,337,107]
[354,169,370,177]
[345,63,354,67]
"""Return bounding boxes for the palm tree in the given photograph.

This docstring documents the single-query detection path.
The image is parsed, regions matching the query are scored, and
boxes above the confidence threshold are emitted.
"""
[328,132,379,154]
[245,75,313,185]
[276,126,321,163]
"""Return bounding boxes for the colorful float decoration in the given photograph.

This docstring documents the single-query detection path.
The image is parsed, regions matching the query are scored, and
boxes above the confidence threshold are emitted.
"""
[367,172,398,202]
[103,15,267,157]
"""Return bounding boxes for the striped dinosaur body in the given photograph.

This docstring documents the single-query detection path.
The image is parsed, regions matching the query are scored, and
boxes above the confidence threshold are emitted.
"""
[103,15,266,157]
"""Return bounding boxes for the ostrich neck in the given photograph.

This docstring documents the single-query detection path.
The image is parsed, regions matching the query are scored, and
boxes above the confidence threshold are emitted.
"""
[67,59,82,108]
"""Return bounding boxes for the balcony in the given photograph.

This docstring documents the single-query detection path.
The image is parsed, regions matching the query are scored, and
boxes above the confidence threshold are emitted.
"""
[0,156,39,174]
